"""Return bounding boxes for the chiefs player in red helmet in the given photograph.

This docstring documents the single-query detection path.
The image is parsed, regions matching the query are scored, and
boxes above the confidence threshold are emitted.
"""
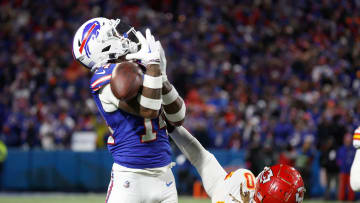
[169,126,305,203]
[254,164,305,203]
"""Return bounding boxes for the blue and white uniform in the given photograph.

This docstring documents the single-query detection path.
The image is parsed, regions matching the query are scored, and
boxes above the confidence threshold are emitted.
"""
[90,63,177,203]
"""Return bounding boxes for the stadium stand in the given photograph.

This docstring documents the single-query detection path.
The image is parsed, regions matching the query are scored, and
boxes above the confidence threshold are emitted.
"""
[0,0,359,199]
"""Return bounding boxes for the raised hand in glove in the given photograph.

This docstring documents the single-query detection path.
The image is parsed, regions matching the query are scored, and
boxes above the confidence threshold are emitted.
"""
[126,28,160,67]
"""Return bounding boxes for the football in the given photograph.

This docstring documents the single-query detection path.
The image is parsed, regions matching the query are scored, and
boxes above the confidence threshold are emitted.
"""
[110,62,143,101]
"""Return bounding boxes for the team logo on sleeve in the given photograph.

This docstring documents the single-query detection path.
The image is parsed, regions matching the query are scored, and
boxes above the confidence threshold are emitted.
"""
[79,21,101,57]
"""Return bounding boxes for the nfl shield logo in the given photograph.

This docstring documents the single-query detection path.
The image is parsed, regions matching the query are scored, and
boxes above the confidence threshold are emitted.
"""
[123,180,130,188]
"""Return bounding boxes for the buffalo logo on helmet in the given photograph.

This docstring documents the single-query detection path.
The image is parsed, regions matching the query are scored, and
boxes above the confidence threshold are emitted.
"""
[79,20,101,58]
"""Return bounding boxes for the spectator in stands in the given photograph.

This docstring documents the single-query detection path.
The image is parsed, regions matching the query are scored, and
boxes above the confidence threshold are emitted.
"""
[278,144,296,167]
[337,133,356,201]
[330,115,347,148]
[39,117,55,150]
[320,138,339,200]
[228,131,242,151]
[295,136,315,195]
[1,124,21,147]
[248,140,277,176]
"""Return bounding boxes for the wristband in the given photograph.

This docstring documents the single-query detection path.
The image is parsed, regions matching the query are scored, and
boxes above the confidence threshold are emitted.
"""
[164,102,186,122]
[147,58,160,65]
[139,95,162,110]
[162,85,179,105]
[162,74,168,83]
[143,75,162,89]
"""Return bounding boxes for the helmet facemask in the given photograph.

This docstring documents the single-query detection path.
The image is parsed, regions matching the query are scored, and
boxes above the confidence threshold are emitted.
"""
[90,19,139,71]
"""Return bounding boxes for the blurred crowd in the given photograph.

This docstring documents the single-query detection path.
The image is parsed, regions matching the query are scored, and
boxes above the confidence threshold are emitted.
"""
[0,0,360,199]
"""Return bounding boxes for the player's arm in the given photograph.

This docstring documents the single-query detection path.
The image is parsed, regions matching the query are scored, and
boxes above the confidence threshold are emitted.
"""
[137,64,162,118]
[350,150,360,191]
[169,126,226,197]
[99,30,162,118]
[350,127,360,191]
[161,75,185,126]
[126,29,162,119]
[157,41,186,126]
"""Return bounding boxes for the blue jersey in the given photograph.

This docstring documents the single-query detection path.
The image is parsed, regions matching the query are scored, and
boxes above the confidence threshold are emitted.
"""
[90,63,171,169]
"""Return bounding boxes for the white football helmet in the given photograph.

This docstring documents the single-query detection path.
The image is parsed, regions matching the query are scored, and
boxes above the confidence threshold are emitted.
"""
[72,17,139,71]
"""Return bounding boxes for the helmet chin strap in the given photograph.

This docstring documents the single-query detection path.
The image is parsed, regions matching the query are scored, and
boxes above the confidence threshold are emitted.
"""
[91,60,106,72]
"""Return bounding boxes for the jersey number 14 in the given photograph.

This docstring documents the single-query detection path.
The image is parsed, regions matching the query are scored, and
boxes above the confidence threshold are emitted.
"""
[141,117,166,143]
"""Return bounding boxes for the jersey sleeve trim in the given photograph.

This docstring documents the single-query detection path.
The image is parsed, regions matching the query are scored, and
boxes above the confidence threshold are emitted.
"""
[91,75,111,88]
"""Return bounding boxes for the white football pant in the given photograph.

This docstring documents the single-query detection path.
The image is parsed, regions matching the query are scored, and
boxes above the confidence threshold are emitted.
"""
[105,163,178,203]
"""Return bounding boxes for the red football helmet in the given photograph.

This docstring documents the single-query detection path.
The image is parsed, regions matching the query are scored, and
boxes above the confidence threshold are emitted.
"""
[254,164,305,203]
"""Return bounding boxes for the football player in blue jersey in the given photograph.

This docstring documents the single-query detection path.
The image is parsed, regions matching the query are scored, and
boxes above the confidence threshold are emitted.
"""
[72,17,185,203]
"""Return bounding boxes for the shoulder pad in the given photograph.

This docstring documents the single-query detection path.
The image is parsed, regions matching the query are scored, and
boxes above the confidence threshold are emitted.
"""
[90,63,116,93]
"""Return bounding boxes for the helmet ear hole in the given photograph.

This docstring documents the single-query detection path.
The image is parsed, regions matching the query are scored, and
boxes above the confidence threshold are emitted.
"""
[102,45,111,52]
[109,53,116,59]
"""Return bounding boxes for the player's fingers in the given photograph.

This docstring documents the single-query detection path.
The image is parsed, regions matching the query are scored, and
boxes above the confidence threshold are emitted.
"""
[152,39,159,52]
[146,28,157,50]
[150,37,156,51]
[135,31,149,53]
[157,40,163,49]
[156,41,162,51]
[151,35,156,45]
[136,31,147,45]
[157,41,165,57]
[145,28,152,43]
[125,53,140,60]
